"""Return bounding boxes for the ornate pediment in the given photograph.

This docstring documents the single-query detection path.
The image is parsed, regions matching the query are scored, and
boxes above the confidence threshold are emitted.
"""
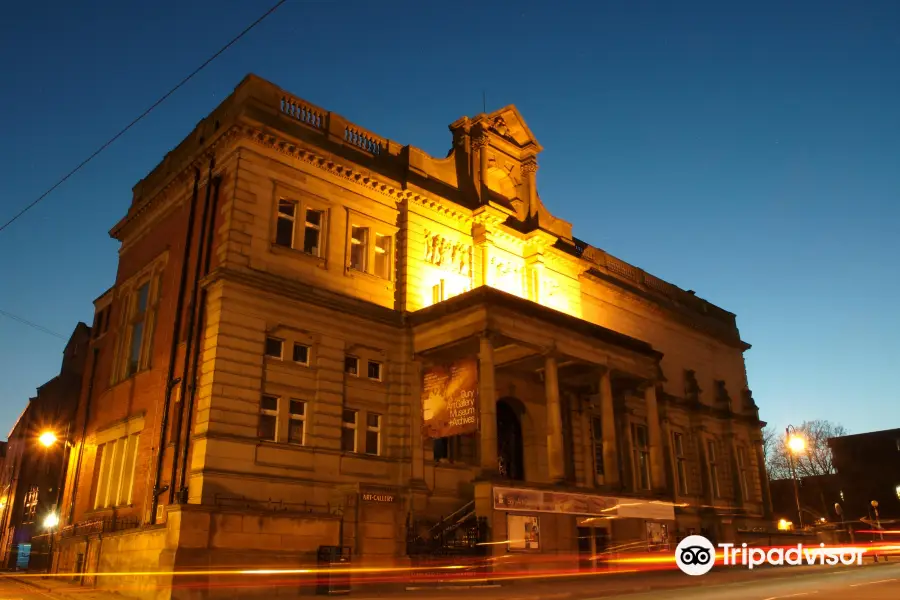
[481,106,542,153]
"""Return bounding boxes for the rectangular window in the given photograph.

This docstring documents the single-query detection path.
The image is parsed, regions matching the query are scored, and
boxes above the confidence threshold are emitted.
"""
[367,360,382,381]
[632,423,650,491]
[292,343,310,365]
[432,280,445,305]
[303,209,323,256]
[288,400,306,445]
[23,485,39,523]
[673,432,689,496]
[126,282,151,377]
[365,413,382,456]
[341,409,358,452]
[591,416,604,476]
[276,200,296,247]
[737,446,750,501]
[344,355,359,376]
[259,395,278,442]
[374,234,392,279]
[93,307,110,339]
[265,337,284,359]
[350,226,368,271]
[94,434,140,509]
[707,440,721,499]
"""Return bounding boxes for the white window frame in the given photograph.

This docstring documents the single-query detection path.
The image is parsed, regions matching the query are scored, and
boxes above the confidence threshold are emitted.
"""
[292,342,310,366]
[345,355,359,377]
[350,226,369,272]
[303,208,324,256]
[288,399,306,446]
[365,413,382,456]
[273,193,329,257]
[367,360,382,382]
[265,337,284,360]
[259,395,279,442]
[275,199,297,248]
[373,233,393,280]
[342,409,358,453]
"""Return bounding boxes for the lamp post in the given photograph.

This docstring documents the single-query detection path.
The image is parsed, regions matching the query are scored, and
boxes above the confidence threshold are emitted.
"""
[785,425,806,529]
[38,423,71,573]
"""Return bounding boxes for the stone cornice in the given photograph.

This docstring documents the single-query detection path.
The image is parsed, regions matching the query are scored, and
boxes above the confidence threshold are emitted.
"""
[110,126,242,242]
[580,269,745,350]
[241,125,474,225]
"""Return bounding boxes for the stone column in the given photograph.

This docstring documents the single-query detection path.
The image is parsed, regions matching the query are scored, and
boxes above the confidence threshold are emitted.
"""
[581,398,596,488]
[473,135,489,203]
[544,355,565,483]
[478,334,498,475]
[522,158,538,218]
[410,359,425,483]
[643,383,665,491]
[599,369,619,486]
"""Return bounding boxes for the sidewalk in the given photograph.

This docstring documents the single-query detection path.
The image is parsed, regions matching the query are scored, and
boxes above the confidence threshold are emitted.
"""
[2,573,125,600]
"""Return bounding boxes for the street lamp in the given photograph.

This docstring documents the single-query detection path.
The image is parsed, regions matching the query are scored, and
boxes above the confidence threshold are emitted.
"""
[785,425,806,529]
[37,424,71,573]
[39,431,58,448]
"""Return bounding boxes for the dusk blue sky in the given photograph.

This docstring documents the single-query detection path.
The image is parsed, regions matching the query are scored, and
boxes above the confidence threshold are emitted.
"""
[1,1,898,438]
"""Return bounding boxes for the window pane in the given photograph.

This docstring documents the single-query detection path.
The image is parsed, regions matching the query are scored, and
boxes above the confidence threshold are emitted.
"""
[367,413,381,428]
[365,430,380,455]
[344,356,358,375]
[276,216,294,247]
[292,344,309,364]
[278,199,296,217]
[259,414,277,441]
[350,227,367,271]
[374,235,391,279]
[261,395,278,411]
[289,400,305,416]
[367,361,381,380]
[265,337,283,358]
[128,321,144,376]
[136,283,150,314]
[305,209,322,227]
[341,427,356,452]
[288,420,304,445]
[342,409,357,424]
[303,225,320,255]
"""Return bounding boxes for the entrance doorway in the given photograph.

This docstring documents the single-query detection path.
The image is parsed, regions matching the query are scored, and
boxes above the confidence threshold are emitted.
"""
[496,399,524,480]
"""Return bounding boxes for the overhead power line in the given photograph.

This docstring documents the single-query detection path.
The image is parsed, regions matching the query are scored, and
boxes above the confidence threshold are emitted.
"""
[0,308,67,340]
[0,0,289,235]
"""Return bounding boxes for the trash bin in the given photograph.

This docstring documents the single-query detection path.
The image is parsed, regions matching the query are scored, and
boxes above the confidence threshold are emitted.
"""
[315,545,351,595]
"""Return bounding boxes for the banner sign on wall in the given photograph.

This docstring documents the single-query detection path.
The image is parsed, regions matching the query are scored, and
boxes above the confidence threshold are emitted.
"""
[493,486,675,520]
[422,357,479,438]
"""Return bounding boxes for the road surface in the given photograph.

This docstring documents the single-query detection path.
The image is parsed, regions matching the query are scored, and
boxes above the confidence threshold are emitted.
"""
[3,563,899,599]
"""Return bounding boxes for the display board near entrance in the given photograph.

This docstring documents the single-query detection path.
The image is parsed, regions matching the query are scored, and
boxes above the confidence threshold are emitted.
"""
[422,357,478,438]
[493,486,675,520]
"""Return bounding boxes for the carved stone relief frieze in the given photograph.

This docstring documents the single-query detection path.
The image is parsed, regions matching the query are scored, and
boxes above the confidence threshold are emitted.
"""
[424,230,472,277]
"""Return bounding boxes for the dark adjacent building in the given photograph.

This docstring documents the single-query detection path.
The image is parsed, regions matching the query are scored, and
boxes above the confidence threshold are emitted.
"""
[769,474,842,527]
[0,323,90,570]
[829,428,900,524]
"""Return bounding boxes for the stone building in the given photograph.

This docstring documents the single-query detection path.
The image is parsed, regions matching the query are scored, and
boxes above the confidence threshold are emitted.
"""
[54,74,770,596]
[0,323,90,571]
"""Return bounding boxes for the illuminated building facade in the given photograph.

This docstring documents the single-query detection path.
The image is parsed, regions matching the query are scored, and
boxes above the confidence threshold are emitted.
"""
[54,74,770,595]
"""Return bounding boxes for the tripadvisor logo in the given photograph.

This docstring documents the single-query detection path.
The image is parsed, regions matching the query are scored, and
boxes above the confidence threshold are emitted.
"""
[676,535,716,576]
[675,535,867,575]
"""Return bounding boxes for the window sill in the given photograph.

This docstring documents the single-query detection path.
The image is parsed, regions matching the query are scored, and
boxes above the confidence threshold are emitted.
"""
[270,243,327,269]
[345,266,392,285]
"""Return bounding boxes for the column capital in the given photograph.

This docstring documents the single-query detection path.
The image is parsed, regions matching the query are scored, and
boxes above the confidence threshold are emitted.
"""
[471,135,490,150]
[521,158,538,174]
